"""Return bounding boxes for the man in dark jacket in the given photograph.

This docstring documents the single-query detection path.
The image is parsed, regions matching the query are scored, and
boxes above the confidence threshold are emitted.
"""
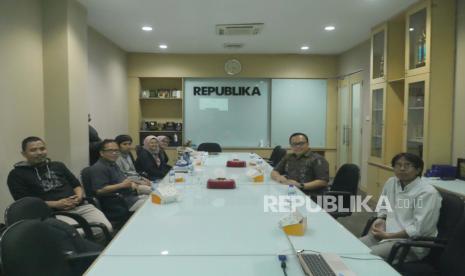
[7,136,112,235]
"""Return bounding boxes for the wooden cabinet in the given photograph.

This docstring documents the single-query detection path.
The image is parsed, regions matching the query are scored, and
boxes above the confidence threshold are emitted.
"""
[370,83,386,162]
[366,0,455,195]
[405,1,430,77]
[370,25,387,84]
[128,77,184,147]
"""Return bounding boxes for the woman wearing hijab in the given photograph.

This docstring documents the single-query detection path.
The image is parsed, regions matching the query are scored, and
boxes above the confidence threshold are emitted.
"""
[157,135,170,165]
[135,135,171,180]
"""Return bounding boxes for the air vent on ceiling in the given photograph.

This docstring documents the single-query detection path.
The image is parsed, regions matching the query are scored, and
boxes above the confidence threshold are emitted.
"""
[216,23,264,35]
[223,43,244,49]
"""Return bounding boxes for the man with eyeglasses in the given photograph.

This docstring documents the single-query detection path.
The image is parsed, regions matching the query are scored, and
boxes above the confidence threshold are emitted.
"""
[88,139,149,211]
[360,152,442,262]
[7,136,112,234]
[271,132,329,197]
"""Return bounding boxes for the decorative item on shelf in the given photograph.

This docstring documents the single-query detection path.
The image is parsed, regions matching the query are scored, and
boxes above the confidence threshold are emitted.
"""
[141,120,147,130]
[141,90,150,98]
[157,89,166,98]
[145,121,159,131]
[379,55,384,77]
[416,30,426,68]
[175,122,183,131]
[163,122,175,131]
[149,90,158,98]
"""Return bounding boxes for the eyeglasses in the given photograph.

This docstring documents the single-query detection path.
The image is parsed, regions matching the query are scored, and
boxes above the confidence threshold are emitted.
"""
[102,149,120,154]
[393,162,414,170]
[290,141,307,147]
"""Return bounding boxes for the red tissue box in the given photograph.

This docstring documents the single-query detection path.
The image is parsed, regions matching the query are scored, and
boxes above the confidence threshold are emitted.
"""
[226,159,246,168]
[207,178,236,189]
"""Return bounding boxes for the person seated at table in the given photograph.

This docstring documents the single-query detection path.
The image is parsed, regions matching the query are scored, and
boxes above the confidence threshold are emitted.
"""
[157,135,170,165]
[271,132,329,197]
[360,152,442,262]
[89,139,150,212]
[115,134,152,185]
[7,136,113,236]
[135,135,171,181]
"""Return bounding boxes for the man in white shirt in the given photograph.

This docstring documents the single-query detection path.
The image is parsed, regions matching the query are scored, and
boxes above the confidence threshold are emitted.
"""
[360,152,442,261]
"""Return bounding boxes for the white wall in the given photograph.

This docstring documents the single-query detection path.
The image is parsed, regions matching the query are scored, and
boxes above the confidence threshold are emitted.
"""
[0,0,45,220]
[337,40,371,189]
[88,27,128,140]
[453,0,465,161]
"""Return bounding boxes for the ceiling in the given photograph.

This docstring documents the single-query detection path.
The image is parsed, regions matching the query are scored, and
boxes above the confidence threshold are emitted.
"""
[78,0,418,55]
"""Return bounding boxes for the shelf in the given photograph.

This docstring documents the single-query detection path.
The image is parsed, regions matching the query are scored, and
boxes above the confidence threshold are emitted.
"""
[140,98,182,100]
[408,106,424,110]
[140,130,183,133]
[408,138,423,143]
[372,135,382,138]
[388,78,405,83]
[373,109,383,112]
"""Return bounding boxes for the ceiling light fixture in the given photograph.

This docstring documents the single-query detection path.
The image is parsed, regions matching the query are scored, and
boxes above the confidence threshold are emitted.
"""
[142,26,153,31]
[301,46,309,50]
[159,44,168,49]
[324,25,335,31]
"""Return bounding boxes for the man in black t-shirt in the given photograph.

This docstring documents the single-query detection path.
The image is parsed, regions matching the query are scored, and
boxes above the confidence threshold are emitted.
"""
[7,136,112,235]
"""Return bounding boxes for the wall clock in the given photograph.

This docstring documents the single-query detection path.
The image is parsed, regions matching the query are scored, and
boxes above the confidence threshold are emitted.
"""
[224,59,242,75]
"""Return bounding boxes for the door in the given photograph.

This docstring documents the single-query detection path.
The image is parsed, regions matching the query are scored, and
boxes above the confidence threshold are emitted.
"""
[338,79,350,166]
[338,73,363,168]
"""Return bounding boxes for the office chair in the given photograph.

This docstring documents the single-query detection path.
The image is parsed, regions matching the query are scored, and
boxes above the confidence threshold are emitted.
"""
[197,142,222,153]
[323,164,360,218]
[81,167,132,230]
[389,212,465,276]
[4,196,111,244]
[0,219,100,276]
[265,145,287,167]
[386,192,465,274]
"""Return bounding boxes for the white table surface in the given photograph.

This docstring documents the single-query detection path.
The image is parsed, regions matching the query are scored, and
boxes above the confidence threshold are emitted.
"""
[85,152,399,275]
[426,177,465,197]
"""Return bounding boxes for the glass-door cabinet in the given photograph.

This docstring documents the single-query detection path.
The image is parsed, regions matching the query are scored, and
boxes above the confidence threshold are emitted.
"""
[370,25,387,84]
[370,83,386,161]
[405,1,430,76]
[404,75,428,159]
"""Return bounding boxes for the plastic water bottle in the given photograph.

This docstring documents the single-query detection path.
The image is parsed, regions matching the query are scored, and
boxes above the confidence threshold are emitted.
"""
[168,170,175,184]
[288,185,296,214]
[288,185,297,196]
[188,164,194,176]
[152,180,160,191]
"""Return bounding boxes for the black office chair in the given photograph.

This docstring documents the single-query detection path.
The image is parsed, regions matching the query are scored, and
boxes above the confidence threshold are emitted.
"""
[4,196,111,243]
[386,192,465,274]
[323,164,360,218]
[197,142,222,153]
[265,145,287,167]
[81,167,132,230]
[0,219,100,276]
[389,212,465,276]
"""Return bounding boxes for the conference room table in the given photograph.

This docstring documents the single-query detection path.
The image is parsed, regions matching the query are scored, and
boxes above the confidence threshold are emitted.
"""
[426,177,465,198]
[85,152,399,275]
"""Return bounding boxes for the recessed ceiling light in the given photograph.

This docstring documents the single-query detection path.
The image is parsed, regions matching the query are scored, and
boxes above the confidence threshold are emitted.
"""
[142,26,153,31]
[324,25,335,31]
[159,44,168,49]
[409,27,414,32]
[301,46,309,50]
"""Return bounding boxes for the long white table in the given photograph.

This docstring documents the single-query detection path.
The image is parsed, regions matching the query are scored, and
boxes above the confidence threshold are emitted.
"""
[85,153,399,275]
[426,177,465,198]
